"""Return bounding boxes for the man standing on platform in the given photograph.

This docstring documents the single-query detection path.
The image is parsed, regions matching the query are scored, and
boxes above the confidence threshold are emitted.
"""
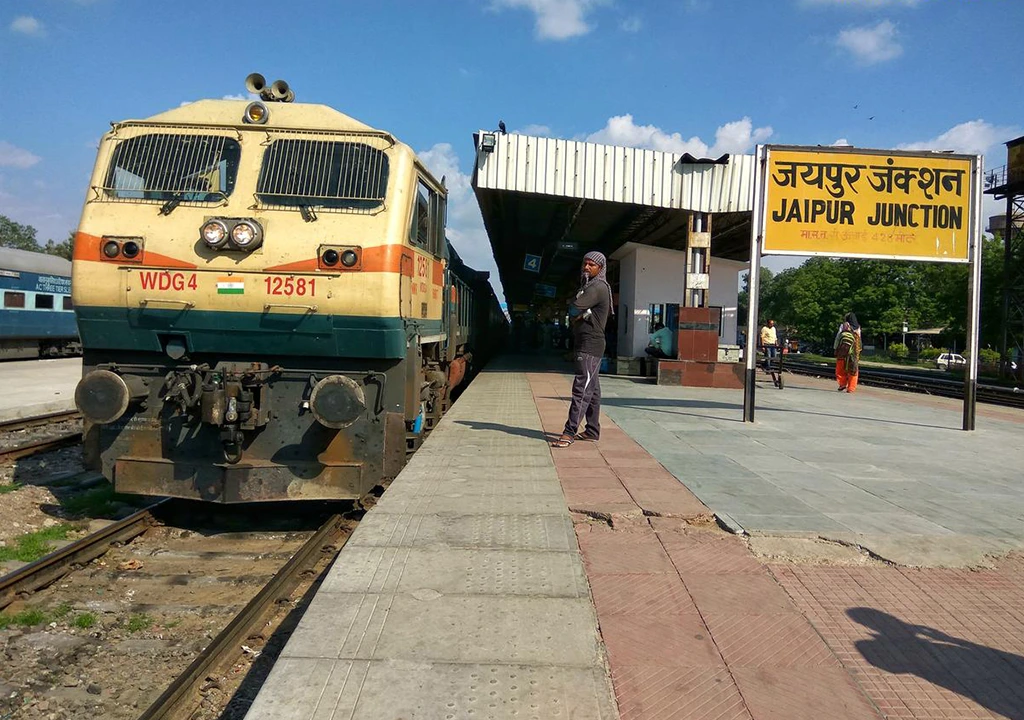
[551,251,612,448]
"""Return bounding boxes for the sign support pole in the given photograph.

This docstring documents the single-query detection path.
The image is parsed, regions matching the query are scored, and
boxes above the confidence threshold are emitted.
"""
[743,146,768,422]
[962,155,984,431]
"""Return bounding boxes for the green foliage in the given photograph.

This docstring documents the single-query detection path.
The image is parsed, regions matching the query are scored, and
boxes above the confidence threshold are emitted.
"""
[0,524,76,562]
[52,602,73,620]
[0,213,73,258]
[0,482,20,494]
[63,485,119,517]
[0,608,49,628]
[919,347,944,360]
[73,613,97,629]
[43,232,75,260]
[888,343,909,360]
[977,348,1001,366]
[0,214,40,251]
[126,614,152,633]
[755,240,1005,354]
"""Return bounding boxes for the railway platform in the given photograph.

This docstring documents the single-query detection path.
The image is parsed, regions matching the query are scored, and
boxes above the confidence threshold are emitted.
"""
[245,356,1024,720]
[0,357,79,423]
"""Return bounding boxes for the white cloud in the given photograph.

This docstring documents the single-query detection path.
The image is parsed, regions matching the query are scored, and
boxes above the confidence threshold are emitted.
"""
[586,114,772,157]
[418,143,502,297]
[832,138,852,147]
[898,119,1019,157]
[10,16,45,36]
[515,124,552,136]
[620,15,642,33]
[0,141,42,169]
[490,0,609,40]
[836,20,902,65]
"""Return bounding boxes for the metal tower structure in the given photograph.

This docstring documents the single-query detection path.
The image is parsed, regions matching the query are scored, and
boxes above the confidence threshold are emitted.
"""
[984,135,1024,379]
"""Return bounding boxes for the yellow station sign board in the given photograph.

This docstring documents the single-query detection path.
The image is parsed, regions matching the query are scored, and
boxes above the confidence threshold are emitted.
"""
[762,147,975,263]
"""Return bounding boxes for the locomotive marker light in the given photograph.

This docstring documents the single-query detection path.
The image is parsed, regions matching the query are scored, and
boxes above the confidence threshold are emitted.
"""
[309,375,366,429]
[75,370,148,425]
[102,240,122,258]
[321,249,340,266]
[340,249,359,267]
[121,240,141,259]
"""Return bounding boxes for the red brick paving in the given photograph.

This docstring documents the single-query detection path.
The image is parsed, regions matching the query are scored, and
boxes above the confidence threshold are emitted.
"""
[527,371,1024,720]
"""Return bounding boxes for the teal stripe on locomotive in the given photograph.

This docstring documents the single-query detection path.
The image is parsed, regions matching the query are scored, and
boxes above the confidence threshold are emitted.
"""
[75,306,444,359]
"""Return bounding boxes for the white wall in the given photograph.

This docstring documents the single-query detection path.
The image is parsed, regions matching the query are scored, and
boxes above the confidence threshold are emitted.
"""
[709,257,745,345]
[611,243,686,357]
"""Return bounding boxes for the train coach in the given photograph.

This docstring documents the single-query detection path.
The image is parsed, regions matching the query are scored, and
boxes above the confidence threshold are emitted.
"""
[0,246,80,360]
[72,75,505,503]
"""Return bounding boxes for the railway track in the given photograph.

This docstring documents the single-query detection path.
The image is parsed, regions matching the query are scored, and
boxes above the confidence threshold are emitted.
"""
[0,501,357,720]
[781,359,1024,409]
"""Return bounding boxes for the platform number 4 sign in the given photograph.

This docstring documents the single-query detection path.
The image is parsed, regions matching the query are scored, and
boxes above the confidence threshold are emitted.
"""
[523,254,542,273]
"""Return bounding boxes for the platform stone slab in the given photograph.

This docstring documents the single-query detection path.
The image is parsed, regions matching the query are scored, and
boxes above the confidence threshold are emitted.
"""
[245,659,617,720]
[243,367,617,720]
[600,374,1024,567]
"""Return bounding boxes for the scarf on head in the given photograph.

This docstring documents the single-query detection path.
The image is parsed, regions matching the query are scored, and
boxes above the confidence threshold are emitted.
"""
[579,250,614,315]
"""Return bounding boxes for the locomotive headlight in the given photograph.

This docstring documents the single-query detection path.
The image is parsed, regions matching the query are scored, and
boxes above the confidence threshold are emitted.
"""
[230,220,261,249]
[102,240,121,258]
[201,219,229,248]
[341,249,359,267]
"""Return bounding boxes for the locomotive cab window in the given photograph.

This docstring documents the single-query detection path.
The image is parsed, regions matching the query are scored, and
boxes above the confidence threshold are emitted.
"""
[256,139,388,211]
[410,178,445,256]
[3,291,25,308]
[103,133,241,203]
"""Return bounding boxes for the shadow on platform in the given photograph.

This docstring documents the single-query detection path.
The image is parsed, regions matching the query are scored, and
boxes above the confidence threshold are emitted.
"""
[849,607,1024,720]
[454,420,549,441]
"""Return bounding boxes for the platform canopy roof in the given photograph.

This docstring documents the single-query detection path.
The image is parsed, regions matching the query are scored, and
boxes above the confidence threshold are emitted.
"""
[471,131,756,308]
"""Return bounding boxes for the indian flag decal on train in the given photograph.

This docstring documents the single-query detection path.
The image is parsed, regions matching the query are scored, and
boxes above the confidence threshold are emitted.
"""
[216,277,244,295]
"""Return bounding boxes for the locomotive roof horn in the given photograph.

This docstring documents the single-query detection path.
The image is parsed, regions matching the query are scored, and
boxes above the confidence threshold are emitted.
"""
[245,73,295,103]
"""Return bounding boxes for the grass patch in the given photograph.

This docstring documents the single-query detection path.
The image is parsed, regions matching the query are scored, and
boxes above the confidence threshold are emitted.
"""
[0,524,77,563]
[0,607,50,628]
[164,619,182,629]
[72,612,97,629]
[126,613,152,633]
[52,602,73,620]
[63,485,120,517]
[0,482,21,494]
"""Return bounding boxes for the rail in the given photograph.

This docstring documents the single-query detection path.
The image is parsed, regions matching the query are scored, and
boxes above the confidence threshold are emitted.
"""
[0,431,84,462]
[0,500,169,610]
[0,410,80,433]
[136,513,350,720]
[783,359,1024,409]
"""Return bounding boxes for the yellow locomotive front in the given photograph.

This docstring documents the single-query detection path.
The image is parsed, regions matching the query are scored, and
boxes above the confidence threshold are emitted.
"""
[72,78,455,502]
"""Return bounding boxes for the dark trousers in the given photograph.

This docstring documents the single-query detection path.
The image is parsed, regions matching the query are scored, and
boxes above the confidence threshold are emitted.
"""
[563,352,602,439]
[645,347,670,359]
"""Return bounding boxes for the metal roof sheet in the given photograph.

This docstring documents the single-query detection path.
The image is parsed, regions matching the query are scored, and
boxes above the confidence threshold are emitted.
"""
[473,132,755,214]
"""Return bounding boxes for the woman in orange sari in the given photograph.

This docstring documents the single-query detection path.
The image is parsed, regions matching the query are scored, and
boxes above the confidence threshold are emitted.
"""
[834,313,862,393]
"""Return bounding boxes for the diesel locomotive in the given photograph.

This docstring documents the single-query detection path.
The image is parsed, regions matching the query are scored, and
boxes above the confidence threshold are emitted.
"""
[72,75,504,502]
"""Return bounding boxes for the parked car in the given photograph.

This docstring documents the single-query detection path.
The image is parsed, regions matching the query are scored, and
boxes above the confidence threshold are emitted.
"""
[936,353,967,370]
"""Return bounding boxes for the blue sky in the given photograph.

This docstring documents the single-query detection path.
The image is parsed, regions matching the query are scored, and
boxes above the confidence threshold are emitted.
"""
[2,0,1022,289]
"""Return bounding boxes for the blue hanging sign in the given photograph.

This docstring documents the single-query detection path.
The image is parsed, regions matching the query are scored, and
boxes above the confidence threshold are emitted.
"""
[535,283,557,298]
[523,254,542,273]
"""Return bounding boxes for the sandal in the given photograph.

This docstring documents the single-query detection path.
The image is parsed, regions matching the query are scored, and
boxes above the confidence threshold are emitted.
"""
[550,434,575,448]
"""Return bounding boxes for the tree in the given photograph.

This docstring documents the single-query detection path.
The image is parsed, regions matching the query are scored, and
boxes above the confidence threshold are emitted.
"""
[43,231,74,260]
[0,214,41,252]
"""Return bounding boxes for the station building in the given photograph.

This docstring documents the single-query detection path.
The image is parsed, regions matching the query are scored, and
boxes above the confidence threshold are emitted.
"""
[471,130,756,387]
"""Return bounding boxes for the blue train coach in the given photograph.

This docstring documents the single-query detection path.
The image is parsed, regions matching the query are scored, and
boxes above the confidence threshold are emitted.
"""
[0,246,80,359]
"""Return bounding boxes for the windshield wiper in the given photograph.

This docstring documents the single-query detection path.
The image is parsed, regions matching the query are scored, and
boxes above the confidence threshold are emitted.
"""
[159,194,183,216]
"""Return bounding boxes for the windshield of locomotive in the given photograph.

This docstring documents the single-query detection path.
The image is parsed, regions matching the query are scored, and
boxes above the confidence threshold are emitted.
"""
[255,139,389,211]
[102,133,241,203]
